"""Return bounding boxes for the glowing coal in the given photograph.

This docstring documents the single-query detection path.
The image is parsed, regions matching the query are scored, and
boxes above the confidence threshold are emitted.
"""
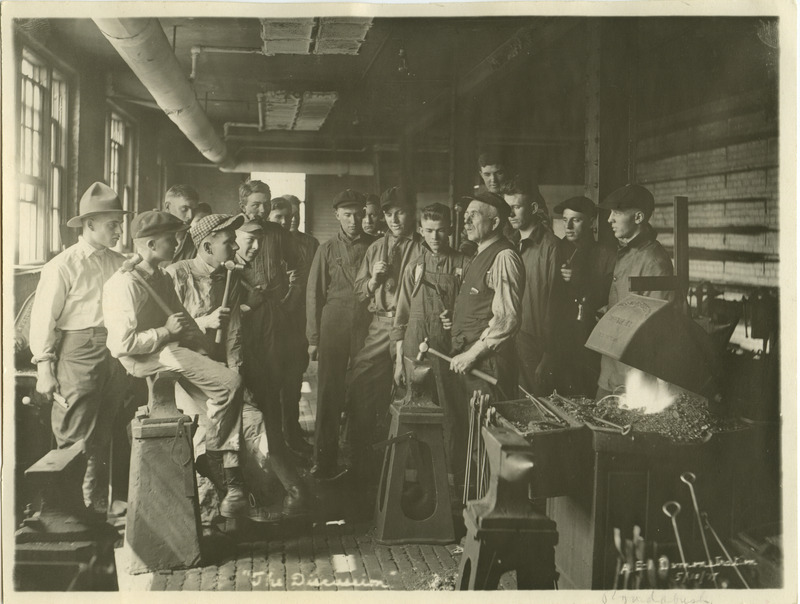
[623,368,678,414]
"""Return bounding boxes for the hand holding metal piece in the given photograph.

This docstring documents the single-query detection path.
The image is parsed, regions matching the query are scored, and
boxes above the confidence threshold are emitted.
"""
[701,511,751,589]
[680,471,719,587]
[662,501,688,582]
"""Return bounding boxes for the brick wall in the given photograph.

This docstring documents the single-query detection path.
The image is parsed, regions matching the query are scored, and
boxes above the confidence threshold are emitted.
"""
[635,92,778,289]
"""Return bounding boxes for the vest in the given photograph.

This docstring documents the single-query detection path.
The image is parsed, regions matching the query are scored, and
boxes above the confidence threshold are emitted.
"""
[451,237,514,353]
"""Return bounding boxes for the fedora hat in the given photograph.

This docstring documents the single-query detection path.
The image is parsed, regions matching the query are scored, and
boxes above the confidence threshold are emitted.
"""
[66,182,131,227]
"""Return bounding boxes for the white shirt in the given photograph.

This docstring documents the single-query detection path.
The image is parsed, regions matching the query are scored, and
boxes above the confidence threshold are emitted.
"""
[29,237,125,363]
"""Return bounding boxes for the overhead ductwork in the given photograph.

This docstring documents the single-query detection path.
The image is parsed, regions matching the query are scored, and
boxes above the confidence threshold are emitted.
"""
[93,18,232,168]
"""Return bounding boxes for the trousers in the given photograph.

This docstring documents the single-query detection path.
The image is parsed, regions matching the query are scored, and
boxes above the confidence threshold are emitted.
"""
[120,342,243,455]
[347,314,397,455]
[314,305,369,471]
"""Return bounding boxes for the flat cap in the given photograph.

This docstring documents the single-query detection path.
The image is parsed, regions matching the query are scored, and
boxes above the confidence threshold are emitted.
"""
[190,213,245,246]
[380,186,415,211]
[462,189,511,220]
[131,210,189,239]
[236,217,264,234]
[554,196,598,217]
[333,189,365,209]
[67,182,131,227]
[600,184,655,217]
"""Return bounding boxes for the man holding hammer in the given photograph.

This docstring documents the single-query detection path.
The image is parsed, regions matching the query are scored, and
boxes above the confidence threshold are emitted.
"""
[29,182,132,514]
[103,210,249,518]
[391,202,470,472]
[444,190,524,489]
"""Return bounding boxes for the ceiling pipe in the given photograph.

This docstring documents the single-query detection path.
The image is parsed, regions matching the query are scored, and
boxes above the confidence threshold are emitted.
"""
[219,159,374,176]
[190,45,263,82]
[94,18,232,168]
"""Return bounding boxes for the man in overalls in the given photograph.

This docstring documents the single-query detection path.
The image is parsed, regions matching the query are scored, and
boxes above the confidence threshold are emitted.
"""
[306,189,375,481]
[349,186,424,479]
[392,202,470,473]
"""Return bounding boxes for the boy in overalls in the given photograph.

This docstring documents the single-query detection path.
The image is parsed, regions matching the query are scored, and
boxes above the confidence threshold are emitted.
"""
[392,202,471,473]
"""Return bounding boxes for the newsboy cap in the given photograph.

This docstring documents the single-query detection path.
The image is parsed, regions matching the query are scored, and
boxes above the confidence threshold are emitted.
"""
[131,210,189,239]
[380,186,416,212]
[462,189,511,220]
[333,189,365,209]
[554,196,598,217]
[66,182,131,227]
[600,184,655,217]
[190,214,245,246]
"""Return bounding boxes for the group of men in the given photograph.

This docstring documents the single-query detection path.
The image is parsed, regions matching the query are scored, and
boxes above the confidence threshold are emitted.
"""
[29,149,674,521]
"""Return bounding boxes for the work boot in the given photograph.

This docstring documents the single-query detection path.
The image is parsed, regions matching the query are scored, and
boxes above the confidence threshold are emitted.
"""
[282,485,312,518]
[219,467,248,518]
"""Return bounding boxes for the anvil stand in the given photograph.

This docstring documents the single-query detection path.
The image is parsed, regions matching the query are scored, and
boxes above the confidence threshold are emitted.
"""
[373,357,455,545]
[456,425,558,590]
[125,371,202,574]
[14,441,120,590]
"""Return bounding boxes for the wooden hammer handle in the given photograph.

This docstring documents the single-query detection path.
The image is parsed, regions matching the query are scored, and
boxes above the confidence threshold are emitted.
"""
[129,269,173,316]
[214,269,234,344]
[426,346,498,387]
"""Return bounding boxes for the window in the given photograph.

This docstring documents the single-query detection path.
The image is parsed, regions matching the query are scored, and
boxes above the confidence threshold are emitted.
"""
[250,171,307,230]
[16,47,69,264]
[105,109,137,250]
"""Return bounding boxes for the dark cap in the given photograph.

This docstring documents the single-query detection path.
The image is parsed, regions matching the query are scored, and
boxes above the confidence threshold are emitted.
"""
[365,193,381,207]
[333,189,365,209]
[131,210,189,239]
[462,190,511,220]
[380,186,415,212]
[554,196,598,217]
[600,184,655,217]
[236,217,264,234]
[190,213,245,246]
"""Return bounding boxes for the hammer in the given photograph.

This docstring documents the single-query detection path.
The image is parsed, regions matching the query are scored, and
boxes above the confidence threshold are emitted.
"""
[416,337,498,387]
[121,253,174,316]
[215,260,244,344]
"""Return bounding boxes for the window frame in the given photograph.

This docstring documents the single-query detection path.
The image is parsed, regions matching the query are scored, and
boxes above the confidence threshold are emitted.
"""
[13,30,76,268]
[104,101,139,251]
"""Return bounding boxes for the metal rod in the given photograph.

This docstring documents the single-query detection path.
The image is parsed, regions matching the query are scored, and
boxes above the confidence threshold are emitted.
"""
[518,384,562,424]
[662,501,688,583]
[476,394,487,498]
[680,472,719,587]
[701,512,751,589]
[463,392,477,505]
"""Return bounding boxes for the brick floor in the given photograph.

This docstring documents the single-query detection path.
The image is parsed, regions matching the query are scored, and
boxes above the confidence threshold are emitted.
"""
[115,368,518,591]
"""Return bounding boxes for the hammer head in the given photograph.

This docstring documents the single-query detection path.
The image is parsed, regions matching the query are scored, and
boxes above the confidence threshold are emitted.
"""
[223,260,244,272]
[121,253,143,272]
[416,337,430,362]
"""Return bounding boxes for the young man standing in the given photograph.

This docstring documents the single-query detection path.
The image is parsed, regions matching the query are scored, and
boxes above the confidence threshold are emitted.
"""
[237,180,302,451]
[103,210,249,518]
[306,190,375,480]
[163,184,201,263]
[30,182,132,513]
[553,196,616,396]
[597,184,674,398]
[362,194,384,236]
[234,217,311,519]
[504,181,569,396]
[269,196,318,457]
[349,186,423,477]
[392,202,470,472]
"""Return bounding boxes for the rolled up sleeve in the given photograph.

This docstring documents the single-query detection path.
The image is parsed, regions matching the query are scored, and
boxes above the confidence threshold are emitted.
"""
[479,249,524,351]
